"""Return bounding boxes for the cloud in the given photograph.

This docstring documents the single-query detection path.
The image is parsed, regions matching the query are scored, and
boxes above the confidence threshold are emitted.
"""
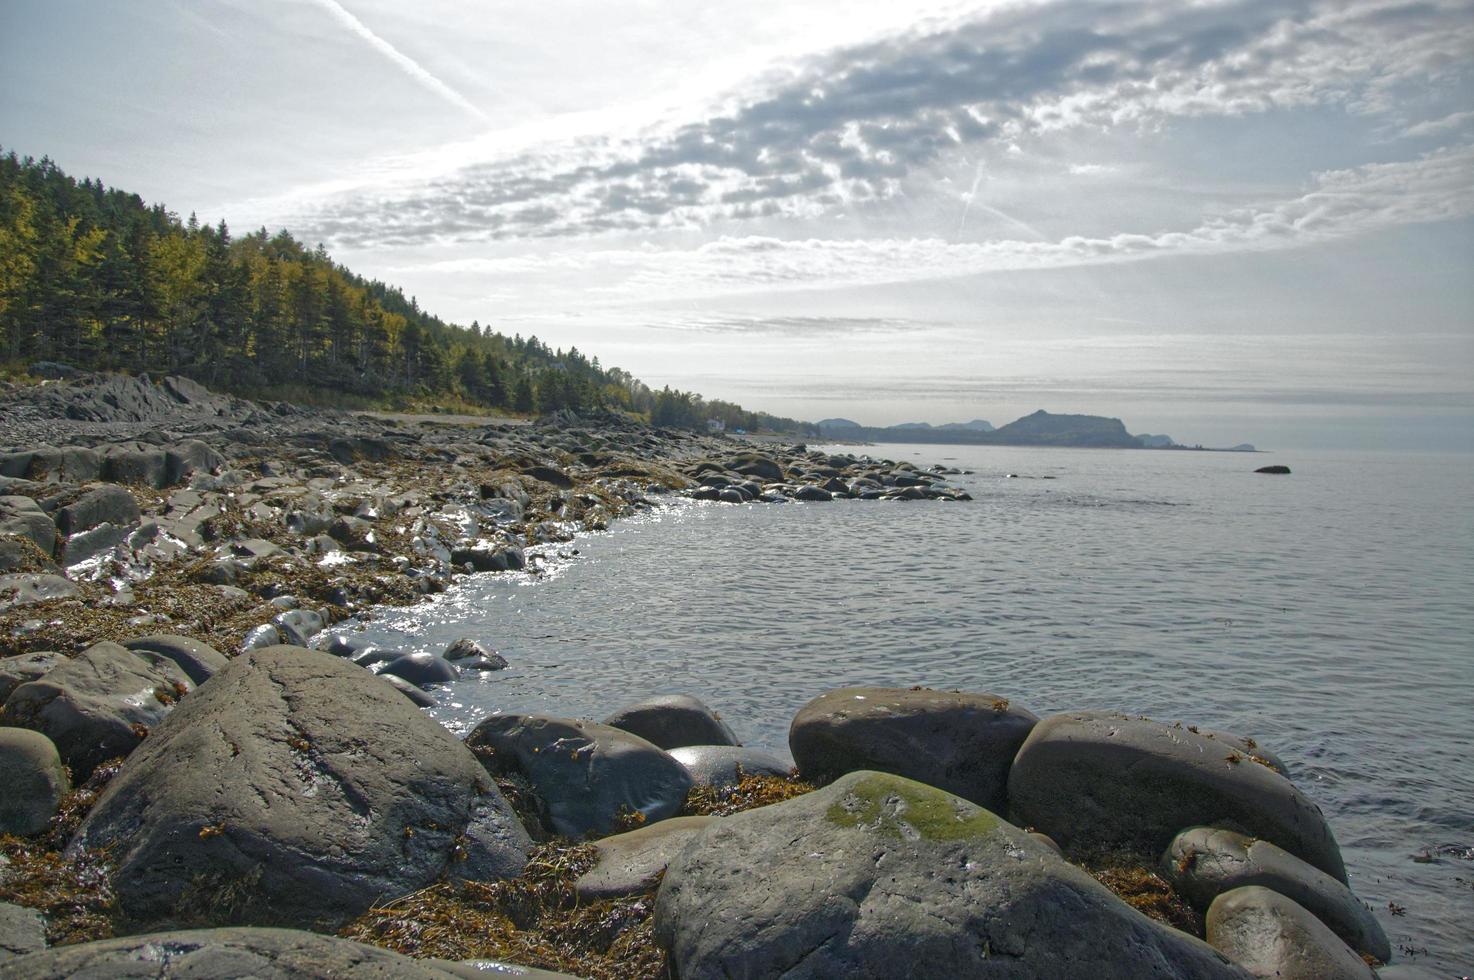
[284,0,1474,246]
[1398,109,1474,140]
[307,0,488,122]
[402,143,1474,299]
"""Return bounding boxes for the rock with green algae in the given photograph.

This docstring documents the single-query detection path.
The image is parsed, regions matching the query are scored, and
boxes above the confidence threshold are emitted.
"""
[654,770,1249,979]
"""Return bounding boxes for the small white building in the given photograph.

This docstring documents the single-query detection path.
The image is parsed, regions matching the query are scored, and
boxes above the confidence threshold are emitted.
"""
[706,419,726,433]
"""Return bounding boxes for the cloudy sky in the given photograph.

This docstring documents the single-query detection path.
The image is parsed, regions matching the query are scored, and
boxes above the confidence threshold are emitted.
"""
[4,0,1472,448]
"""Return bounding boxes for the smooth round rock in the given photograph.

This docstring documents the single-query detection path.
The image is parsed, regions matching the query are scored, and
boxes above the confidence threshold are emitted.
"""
[0,926,502,978]
[381,672,436,707]
[668,745,791,789]
[603,694,738,749]
[654,771,1247,979]
[0,652,65,702]
[574,815,718,900]
[122,635,228,685]
[789,686,1038,813]
[380,652,460,688]
[444,638,507,669]
[466,713,694,838]
[1,641,192,779]
[1008,711,1347,883]
[0,727,70,835]
[1164,827,1390,963]
[68,647,530,930]
[1206,886,1375,979]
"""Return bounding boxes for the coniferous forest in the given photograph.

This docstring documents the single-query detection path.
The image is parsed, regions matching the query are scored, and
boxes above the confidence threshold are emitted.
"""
[0,150,809,433]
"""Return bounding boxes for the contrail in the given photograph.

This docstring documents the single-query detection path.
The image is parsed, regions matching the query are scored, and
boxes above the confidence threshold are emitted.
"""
[956,159,986,237]
[308,0,489,122]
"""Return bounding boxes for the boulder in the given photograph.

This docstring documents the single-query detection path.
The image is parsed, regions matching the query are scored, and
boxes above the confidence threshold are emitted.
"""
[1206,886,1375,979]
[466,713,694,838]
[103,447,170,488]
[0,574,77,611]
[380,672,437,707]
[0,535,55,574]
[668,745,791,790]
[240,623,281,652]
[0,926,509,978]
[0,496,56,557]
[789,687,1038,813]
[792,485,832,501]
[27,447,103,484]
[654,771,1247,979]
[1008,712,1347,882]
[164,439,224,485]
[444,638,505,667]
[604,694,738,749]
[380,652,460,687]
[574,816,718,901]
[726,453,785,482]
[2,641,192,779]
[0,901,47,960]
[67,647,530,930]
[59,522,132,565]
[0,727,70,835]
[1255,465,1291,475]
[121,635,229,686]
[0,651,65,702]
[55,485,140,536]
[1163,827,1389,963]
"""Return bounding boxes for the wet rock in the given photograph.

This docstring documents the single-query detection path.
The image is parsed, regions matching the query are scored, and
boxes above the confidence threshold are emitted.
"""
[789,686,1038,813]
[668,745,791,790]
[726,453,785,482]
[1255,465,1291,475]
[351,646,411,668]
[0,651,65,701]
[380,652,460,688]
[1163,827,1390,963]
[122,635,229,686]
[523,464,572,488]
[59,521,132,565]
[454,959,583,978]
[1206,886,1374,979]
[0,901,47,960]
[792,484,832,501]
[380,672,437,707]
[575,815,718,901]
[1,640,192,779]
[53,485,138,539]
[0,496,56,558]
[241,623,281,651]
[604,694,739,750]
[466,713,694,838]
[68,647,530,930]
[0,727,70,835]
[0,926,502,978]
[1008,711,1347,883]
[654,771,1247,979]
[271,608,325,646]
[444,638,508,670]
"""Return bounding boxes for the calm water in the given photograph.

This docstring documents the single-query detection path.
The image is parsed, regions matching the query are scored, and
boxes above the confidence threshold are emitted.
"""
[351,444,1474,972]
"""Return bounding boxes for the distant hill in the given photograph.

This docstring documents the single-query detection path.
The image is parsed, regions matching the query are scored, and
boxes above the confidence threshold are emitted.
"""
[986,410,1140,447]
[938,419,995,432]
[1134,433,1176,448]
[816,418,862,429]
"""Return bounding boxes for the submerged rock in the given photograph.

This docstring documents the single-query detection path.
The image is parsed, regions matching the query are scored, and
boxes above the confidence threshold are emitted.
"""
[380,652,460,688]
[668,745,791,790]
[1164,827,1389,963]
[789,686,1037,813]
[68,646,530,930]
[1206,886,1375,979]
[604,694,739,749]
[654,771,1247,979]
[1008,711,1347,883]
[466,713,693,838]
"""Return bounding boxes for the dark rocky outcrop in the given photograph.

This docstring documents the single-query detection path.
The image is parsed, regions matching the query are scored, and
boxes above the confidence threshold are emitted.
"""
[1,640,192,779]
[1008,712,1347,883]
[603,694,738,750]
[789,686,1037,813]
[1254,465,1291,474]
[1206,886,1375,979]
[67,647,530,930]
[654,771,1248,979]
[466,713,693,838]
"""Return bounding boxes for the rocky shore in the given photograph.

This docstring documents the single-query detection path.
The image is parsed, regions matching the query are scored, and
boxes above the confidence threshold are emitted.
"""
[0,375,1390,978]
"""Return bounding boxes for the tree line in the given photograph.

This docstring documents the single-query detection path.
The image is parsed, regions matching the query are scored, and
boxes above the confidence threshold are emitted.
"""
[0,149,810,433]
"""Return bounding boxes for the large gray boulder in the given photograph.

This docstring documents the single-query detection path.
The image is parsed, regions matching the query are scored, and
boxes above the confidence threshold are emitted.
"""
[0,901,47,960]
[789,686,1038,813]
[68,647,530,930]
[380,651,460,688]
[654,771,1248,979]
[668,745,791,790]
[0,926,509,978]
[0,727,70,835]
[1008,712,1347,882]
[0,651,65,702]
[122,635,229,685]
[1206,886,1376,979]
[2,641,192,779]
[466,713,694,838]
[0,496,56,557]
[1164,827,1389,963]
[604,694,738,749]
[575,815,718,900]
[54,484,140,536]
[0,574,77,611]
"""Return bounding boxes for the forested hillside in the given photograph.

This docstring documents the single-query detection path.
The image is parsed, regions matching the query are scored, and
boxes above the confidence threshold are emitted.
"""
[0,150,808,432]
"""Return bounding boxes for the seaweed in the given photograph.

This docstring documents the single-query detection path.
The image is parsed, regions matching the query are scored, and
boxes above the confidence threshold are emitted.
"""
[1082,851,1202,936]
[681,770,815,818]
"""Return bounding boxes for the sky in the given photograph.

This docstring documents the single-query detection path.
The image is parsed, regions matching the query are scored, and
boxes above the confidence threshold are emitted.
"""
[3,0,1472,449]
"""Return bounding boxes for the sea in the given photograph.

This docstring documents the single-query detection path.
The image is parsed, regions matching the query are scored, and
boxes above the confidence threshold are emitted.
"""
[345,443,1474,973]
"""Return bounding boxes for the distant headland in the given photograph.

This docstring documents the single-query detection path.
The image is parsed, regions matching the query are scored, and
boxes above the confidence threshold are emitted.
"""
[816,411,1256,451]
